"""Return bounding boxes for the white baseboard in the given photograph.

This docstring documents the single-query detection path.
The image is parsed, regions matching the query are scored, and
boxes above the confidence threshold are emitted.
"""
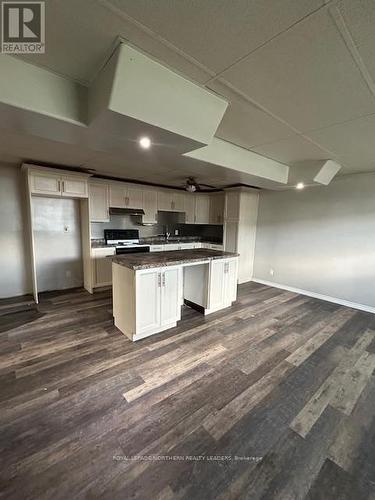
[252,278,375,315]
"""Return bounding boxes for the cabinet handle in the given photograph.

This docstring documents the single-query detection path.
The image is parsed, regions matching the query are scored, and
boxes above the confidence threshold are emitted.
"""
[58,180,61,192]
[158,273,161,287]
[162,273,166,287]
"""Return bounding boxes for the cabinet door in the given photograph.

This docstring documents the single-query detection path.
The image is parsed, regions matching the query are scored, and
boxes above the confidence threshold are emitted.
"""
[150,245,164,252]
[142,190,158,223]
[160,267,180,326]
[210,194,225,224]
[158,191,172,211]
[94,248,115,286]
[89,183,109,222]
[184,194,196,223]
[225,191,240,220]
[136,269,161,335]
[126,186,143,208]
[224,221,238,253]
[164,244,179,251]
[208,260,226,310]
[172,192,185,212]
[195,195,210,224]
[61,176,88,198]
[30,172,61,196]
[110,184,126,208]
[224,259,238,304]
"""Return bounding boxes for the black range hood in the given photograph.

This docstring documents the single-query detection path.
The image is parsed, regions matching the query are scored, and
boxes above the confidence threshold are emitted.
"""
[109,207,145,216]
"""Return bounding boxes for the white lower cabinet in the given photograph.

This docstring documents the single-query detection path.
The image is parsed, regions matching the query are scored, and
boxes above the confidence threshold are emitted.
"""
[92,247,115,287]
[150,245,164,252]
[207,258,238,313]
[135,269,161,336]
[135,266,181,339]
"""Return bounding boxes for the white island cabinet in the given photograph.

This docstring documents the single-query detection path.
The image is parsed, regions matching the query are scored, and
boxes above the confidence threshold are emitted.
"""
[112,250,238,341]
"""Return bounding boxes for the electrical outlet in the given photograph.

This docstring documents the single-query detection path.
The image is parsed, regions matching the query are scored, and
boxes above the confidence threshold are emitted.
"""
[270,268,274,277]
[64,225,70,233]
[175,229,179,236]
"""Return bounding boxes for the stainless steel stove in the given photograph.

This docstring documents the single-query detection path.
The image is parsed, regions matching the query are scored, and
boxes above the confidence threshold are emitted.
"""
[104,229,150,255]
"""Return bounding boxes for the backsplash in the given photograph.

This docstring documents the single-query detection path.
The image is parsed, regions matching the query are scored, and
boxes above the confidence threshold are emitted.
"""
[90,212,223,243]
[90,214,164,239]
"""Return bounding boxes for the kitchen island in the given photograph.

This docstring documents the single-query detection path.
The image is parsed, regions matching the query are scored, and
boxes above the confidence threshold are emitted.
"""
[112,249,239,341]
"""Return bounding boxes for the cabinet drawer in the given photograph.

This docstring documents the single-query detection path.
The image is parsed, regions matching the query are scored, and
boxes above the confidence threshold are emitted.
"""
[150,245,164,252]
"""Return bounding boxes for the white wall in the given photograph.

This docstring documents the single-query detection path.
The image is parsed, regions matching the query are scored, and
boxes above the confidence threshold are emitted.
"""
[253,173,375,309]
[0,163,31,298]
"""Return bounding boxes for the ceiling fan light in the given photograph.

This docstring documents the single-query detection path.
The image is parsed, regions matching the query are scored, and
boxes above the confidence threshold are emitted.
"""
[186,184,196,192]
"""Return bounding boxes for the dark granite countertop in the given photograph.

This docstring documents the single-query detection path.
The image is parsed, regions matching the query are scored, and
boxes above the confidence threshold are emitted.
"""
[112,249,238,270]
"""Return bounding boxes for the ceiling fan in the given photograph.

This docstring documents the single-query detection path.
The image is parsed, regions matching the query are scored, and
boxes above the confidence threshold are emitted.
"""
[183,176,216,192]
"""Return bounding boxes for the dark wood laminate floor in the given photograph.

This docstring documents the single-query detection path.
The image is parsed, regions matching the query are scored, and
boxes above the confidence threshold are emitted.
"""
[1,283,375,500]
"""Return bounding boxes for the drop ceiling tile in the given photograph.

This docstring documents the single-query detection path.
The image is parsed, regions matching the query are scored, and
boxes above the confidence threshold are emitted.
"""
[107,0,323,73]
[307,113,375,174]
[221,8,375,131]
[214,97,294,149]
[337,0,375,84]
[16,0,212,84]
[251,134,329,165]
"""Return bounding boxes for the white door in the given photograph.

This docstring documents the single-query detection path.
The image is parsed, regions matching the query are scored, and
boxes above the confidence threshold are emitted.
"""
[195,195,210,223]
[208,259,226,310]
[30,172,61,196]
[110,184,126,208]
[224,259,238,304]
[142,190,158,223]
[225,191,240,220]
[224,221,238,252]
[160,267,180,326]
[136,269,161,336]
[127,186,143,208]
[150,245,164,252]
[158,190,172,211]
[89,183,109,222]
[61,176,88,198]
[172,192,185,212]
[210,194,225,224]
[165,244,179,251]
[184,194,195,223]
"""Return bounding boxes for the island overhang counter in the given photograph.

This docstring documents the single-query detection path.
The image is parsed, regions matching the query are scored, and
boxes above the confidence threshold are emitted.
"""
[112,249,239,341]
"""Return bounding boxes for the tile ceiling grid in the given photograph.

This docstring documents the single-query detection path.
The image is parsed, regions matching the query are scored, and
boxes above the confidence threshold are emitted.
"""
[99,0,375,171]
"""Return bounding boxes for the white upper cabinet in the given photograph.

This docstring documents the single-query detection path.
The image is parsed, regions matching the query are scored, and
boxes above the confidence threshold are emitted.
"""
[110,184,126,208]
[109,183,143,209]
[30,171,61,196]
[225,191,241,220]
[89,183,109,222]
[184,194,196,224]
[158,190,185,212]
[172,191,184,212]
[157,190,172,211]
[142,189,158,224]
[195,195,210,224]
[209,194,225,224]
[29,169,88,199]
[127,186,143,209]
[61,175,88,198]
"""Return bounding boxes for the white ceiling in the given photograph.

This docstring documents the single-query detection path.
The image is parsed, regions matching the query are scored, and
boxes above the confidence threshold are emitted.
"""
[8,0,375,185]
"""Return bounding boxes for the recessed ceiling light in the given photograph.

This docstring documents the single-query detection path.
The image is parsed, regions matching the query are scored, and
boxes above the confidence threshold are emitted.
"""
[139,137,151,149]
[296,182,305,190]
